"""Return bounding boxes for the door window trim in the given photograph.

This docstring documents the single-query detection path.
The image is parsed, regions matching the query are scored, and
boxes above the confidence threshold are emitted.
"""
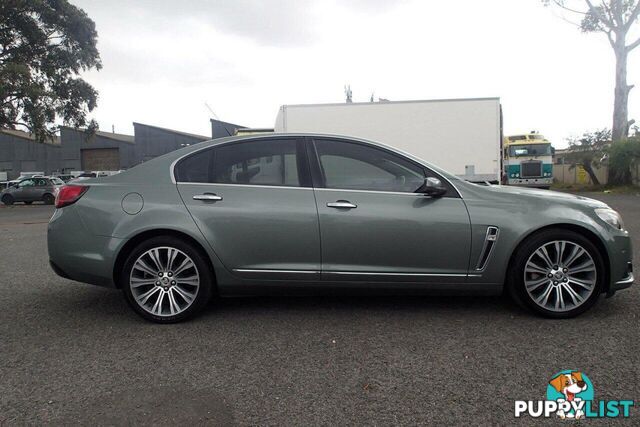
[172,136,312,188]
[307,137,460,198]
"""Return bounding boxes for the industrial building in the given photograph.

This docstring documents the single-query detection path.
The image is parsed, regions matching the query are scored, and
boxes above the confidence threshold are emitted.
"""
[0,119,242,180]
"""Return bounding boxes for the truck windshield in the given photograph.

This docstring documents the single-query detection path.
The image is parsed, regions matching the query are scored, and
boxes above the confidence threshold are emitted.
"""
[509,144,551,157]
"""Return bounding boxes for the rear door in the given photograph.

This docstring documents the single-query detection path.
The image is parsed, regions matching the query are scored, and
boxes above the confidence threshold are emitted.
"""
[176,137,321,281]
[309,138,471,282]
[33,178,49,200]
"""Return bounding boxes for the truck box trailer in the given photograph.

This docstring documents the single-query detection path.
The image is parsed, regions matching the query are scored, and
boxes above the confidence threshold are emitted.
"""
[274,97,502,182]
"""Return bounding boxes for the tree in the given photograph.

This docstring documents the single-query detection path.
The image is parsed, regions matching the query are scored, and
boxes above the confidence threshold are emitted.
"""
[608,127,640,183]
[564,129,611,185]
[0,0,101,142]
[544,1,640,141]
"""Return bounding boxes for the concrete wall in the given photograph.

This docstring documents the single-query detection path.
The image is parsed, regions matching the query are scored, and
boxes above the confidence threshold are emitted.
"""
[0,134,61,179]
[553,163,640,185]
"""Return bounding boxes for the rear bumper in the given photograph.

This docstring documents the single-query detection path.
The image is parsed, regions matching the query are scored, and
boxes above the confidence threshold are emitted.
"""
[47,206,121,288]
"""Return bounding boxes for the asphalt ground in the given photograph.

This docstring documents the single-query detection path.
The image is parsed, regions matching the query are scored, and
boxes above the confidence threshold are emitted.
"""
[1,192,639,425]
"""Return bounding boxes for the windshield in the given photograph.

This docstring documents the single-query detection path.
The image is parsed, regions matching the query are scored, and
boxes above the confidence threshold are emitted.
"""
[508,144,551,157]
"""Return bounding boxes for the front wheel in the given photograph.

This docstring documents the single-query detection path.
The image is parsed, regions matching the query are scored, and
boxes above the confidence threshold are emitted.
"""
[508,229,605,318]
[121,236,213,323]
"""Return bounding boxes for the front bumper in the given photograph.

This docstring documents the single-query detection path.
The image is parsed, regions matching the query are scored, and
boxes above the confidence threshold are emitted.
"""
[608,262,634,296]
[508,177,553,187]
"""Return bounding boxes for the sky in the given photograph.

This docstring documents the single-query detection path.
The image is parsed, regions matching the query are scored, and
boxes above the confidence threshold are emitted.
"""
[73,0,640,148]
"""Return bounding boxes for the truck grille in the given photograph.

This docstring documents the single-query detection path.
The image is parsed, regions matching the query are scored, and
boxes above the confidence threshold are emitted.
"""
[521,161,542,178]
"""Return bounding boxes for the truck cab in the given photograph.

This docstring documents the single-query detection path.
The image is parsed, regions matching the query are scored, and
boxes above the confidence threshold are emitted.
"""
[503,133,554,189]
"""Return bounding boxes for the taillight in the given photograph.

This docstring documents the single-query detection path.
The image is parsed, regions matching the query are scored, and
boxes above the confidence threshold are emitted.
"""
[55,185,89,208]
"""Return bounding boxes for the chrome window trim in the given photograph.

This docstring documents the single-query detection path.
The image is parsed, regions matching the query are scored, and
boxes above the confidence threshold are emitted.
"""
[314,187,459,198]
[177,182,313,191]
[169,136,463,199]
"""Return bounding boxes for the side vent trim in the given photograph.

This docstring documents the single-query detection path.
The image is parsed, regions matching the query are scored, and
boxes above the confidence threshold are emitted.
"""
[475,226,499,271]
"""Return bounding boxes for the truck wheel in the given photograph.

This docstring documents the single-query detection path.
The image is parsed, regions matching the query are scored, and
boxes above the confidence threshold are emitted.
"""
[1,194,14,205]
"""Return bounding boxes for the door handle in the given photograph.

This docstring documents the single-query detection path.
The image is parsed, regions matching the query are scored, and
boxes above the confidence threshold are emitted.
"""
[327,200,357,209]
[193,193,223,201]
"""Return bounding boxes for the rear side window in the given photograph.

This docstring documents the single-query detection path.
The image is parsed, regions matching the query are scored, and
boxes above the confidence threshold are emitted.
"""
[175,150,211,183]
[175,139,303,187]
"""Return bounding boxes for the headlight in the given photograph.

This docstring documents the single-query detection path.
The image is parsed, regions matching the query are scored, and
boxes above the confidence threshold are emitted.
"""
[595,208,624,230]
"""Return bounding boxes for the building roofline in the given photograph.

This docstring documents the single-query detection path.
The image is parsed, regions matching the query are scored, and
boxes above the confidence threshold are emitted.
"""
[209,118,247,129]
[278,97,501,109]
[133,122,210,140]
[59,126,134,144]
[0,128,60,145]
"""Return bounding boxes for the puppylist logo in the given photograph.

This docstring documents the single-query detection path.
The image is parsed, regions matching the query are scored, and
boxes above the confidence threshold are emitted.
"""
[514,370,634,419]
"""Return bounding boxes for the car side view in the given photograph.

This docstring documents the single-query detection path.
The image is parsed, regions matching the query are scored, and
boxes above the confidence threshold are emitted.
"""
[2,176,64,205]
[47,134,634,323]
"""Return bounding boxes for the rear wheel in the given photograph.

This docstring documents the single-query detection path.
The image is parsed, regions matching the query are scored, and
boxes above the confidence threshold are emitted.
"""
[42,193,54,205]
[121,236,213,323]
[1,194,14,205]
[508,229,604,318]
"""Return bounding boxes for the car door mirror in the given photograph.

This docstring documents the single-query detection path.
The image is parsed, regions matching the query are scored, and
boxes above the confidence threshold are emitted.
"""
[416,177,447,197]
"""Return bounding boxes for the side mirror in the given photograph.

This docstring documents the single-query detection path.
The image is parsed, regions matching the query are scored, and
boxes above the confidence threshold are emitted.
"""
[416,177,447,197]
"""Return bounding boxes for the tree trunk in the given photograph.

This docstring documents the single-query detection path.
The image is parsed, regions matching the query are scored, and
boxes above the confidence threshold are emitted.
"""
[582,162,600,186]
[612,43,632,141]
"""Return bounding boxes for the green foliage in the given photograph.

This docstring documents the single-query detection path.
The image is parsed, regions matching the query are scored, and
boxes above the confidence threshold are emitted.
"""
[608,134,640,184]
[564,129,612,185]
[0,0,102,142]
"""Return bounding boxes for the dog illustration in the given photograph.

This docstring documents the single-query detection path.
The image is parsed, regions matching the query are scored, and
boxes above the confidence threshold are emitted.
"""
[549,371,588,419]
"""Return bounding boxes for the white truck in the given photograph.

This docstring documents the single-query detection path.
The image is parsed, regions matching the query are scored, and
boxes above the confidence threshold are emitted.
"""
[274,97,502,182]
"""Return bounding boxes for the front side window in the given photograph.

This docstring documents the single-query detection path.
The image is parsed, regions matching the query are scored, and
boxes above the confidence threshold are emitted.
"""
[175,139,301,187]
[18,179,35,187]
[314,139,424,193]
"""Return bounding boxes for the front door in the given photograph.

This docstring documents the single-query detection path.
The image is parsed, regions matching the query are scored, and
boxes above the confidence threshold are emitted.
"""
[176,137,320,281]
[13,178,36,201]
[309,138,471,282]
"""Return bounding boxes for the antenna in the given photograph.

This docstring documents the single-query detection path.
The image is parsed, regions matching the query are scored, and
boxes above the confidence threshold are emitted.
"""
[204,102,219,120]
[344,85,352,103]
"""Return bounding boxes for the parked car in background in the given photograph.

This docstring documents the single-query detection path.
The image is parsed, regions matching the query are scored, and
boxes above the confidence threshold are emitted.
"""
[1,176,64,205]
[47,134,633,323]
[69,172,97,182]
[53,174,75,183]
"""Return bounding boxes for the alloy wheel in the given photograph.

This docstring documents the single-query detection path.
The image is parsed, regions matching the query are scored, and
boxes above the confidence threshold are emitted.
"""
[524,240,597,312]
[129,246,200,317]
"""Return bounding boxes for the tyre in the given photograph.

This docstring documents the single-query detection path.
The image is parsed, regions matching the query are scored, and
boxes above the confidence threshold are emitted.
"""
[121,236,213,323]
[1,194,14,205]
[42,193,54,205]
[24,201,33,205]
[508,228,605,318]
